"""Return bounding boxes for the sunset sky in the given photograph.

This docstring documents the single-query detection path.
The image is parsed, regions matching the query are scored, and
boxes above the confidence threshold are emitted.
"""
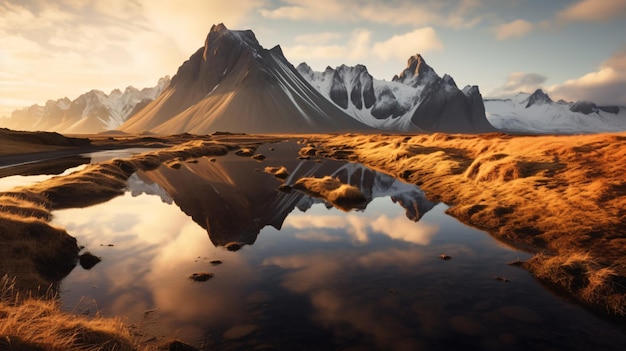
[1,0,625,118]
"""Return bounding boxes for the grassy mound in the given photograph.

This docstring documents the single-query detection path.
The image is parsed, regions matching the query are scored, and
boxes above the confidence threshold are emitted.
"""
[293,175,368,211]
[302,132,626,316]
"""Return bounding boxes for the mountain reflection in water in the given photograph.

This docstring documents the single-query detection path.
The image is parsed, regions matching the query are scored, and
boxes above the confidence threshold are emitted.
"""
[130,141,436,248]
[55,141,626,351]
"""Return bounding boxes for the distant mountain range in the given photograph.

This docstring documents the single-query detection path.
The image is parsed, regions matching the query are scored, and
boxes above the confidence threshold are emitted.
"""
[2,77,170,134]
[485,89,626,134]
[1,24,624,135]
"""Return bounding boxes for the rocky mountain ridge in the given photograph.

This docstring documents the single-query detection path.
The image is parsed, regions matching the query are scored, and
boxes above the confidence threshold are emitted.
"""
[297,54,495,133]
[1,77,170,134]
[485,89,626,134]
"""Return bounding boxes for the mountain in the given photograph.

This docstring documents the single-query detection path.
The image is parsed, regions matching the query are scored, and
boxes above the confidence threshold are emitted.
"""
[296,54,496,133]
[485,89,626,134]
[120,23,370,134]
[1,77,170,134]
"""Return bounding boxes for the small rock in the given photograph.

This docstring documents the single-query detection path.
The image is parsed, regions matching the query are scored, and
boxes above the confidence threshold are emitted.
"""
[188,272,214,282]
[235,148,255,157]
[278,184,292,193]
[225,242,243,251]
[210,260,223,265]
[79,252,101,270]
[494,276,510,282]
[438,254,451,260]
[252,154,266,161]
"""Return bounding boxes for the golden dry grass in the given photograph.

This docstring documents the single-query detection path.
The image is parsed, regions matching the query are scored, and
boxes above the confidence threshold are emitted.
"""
[293,175,368,211]
[303,132,626,315]
[0,275,138,351]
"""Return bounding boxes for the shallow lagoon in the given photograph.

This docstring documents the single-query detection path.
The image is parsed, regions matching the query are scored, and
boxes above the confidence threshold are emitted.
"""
[2,141,625,350]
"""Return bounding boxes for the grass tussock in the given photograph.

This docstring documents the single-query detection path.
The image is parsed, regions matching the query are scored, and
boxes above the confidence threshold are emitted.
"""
[0,276,137,351]
[525,252,626,315]
[303,132,626,316]
[293,176,368,211]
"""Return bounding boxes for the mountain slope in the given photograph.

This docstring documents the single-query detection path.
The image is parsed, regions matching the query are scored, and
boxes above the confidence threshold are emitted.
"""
[120,24,370,134]
[485,89,626,134]
[297,54,496,133]
[1,78,170,134]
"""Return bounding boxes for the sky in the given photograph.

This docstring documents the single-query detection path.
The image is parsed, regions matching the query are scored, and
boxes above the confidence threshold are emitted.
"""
[1,0,625,118]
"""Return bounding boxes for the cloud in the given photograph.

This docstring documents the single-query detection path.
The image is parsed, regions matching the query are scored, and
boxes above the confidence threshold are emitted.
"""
[284,27,443,65]
[294,32,344,45]
[260,0,484,28]
[489,72,547,97]
[0,0,263,114]
[557,0,626,23]
[373,27,443,61]
[547,46,626,105]
[283,211,437,245]
[492,19,533,40]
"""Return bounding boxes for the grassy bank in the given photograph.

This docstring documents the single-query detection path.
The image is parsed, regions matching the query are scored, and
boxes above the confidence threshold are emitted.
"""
[0,135,269,350]
[303,132,626,316]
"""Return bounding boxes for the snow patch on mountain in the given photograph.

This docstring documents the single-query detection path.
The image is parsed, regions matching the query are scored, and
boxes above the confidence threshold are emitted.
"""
[485,89,626,134]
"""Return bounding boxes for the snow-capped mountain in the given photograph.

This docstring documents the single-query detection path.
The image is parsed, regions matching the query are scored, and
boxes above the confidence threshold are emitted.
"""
[485,89,626,134]
[296,54,496,133]
[120,23,370,134]
[2,77,170,134]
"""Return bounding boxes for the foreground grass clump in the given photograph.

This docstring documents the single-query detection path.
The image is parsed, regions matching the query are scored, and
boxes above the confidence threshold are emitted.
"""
[525,252,626,316]
[293,175,368,211]
[0,276,137,351]
[303,132,626,316]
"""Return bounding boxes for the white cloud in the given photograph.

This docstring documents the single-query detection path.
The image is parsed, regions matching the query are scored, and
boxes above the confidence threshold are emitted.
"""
[547,46,626,105]
[284,27,443,65]
[557,0,626,22]
[260,0,484,28]
[373,27,444,61]
[488,72,547,97]
[492,19,533,40]
[295,32,344,45]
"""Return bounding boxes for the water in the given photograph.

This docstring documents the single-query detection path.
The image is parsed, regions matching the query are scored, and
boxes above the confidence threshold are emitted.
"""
[4,142,626,350]
[0,148,160,191]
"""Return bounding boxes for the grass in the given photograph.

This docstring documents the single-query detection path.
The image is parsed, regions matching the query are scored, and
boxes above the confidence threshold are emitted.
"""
[0,275,138,351]
[303,132,626,316]
[0,136,262,350]
[292,175,368,211]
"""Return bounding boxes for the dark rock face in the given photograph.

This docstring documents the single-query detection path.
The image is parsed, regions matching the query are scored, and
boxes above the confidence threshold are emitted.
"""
[330,70,349,109]
[570,101,599,115]
[525,89,553,108]
[599,105,620,114]
[371,86,407,120]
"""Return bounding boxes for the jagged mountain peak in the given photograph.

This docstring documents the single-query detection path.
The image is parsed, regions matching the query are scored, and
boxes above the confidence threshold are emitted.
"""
[525,89,553,108]
[120,25,369,134]
[392,54,439,87]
